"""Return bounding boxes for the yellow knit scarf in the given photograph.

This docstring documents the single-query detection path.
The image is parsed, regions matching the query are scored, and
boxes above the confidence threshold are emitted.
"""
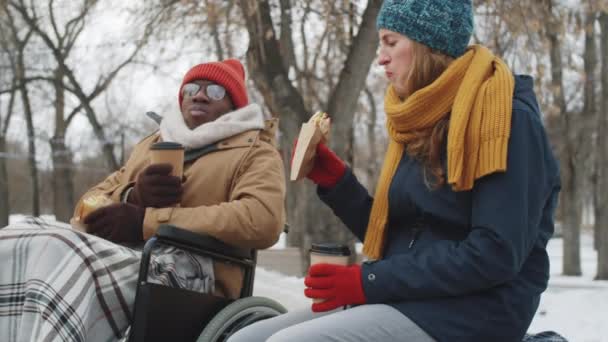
[362,45,515,260]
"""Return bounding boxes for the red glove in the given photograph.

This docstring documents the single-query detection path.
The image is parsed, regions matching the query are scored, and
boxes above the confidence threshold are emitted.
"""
[129,164,183,208]
[84,203,145,243]
[304,263,367,312]
[291,140,346,188]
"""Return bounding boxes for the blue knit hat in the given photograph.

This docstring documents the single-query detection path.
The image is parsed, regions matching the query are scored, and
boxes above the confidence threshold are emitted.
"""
[376,0,474,58]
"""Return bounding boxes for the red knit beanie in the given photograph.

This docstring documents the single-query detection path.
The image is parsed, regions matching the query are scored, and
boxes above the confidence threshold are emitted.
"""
[178,59,249,109]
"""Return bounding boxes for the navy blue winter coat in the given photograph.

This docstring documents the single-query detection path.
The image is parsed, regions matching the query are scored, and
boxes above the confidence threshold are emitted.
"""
[318,75,561,341]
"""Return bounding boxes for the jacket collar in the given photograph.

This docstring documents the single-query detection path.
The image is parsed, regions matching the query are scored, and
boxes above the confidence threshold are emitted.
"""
[159,103,266,149]
[182,118,280,162]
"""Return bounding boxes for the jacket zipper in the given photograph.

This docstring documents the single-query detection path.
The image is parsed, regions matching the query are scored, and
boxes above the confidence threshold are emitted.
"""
[408,228,422,249]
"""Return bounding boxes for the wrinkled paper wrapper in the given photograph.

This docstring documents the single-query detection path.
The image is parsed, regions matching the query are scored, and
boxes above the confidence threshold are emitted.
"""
[290,122,324,181]
[70,194,113,232]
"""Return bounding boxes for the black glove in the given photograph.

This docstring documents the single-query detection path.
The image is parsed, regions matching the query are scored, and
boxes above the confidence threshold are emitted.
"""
[84,203,145,242]
[129,163,183,208]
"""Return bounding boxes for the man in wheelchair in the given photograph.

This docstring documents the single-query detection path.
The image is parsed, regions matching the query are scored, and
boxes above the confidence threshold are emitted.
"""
[0,59,286,342]
[76,58,285,300]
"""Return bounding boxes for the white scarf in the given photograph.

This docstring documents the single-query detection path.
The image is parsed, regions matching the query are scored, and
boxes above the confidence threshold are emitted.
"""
[159,104,266,149]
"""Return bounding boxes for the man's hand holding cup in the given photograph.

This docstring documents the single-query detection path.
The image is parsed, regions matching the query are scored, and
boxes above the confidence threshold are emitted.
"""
[128,163,184,208]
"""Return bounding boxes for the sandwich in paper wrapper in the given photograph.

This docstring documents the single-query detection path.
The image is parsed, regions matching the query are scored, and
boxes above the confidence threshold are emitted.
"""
[290,111,331,181]
[70,194,113,231]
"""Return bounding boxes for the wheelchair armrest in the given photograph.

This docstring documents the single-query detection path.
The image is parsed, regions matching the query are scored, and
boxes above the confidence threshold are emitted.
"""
[155,224,253,261]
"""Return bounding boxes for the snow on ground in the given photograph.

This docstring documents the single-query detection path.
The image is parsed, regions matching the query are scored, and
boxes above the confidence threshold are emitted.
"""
[253,268,308,311]
[256,233,608,342]
[528,234,608,342]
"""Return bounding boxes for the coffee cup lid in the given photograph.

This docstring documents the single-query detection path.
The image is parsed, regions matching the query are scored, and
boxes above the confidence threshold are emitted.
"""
[151,141,184,150]
[310,243,351,256]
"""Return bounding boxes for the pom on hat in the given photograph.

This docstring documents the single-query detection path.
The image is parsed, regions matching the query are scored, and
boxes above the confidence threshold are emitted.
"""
[376,0,474,58]
[178,58,249,109]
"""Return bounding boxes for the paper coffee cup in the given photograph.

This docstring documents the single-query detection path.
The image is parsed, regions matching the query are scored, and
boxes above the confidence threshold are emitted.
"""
[309,243,351,303]
[150,142,184,178]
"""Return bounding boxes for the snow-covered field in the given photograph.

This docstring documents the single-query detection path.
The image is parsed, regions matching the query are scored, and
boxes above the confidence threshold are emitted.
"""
[528,235,608,341]
[254,233,608,342]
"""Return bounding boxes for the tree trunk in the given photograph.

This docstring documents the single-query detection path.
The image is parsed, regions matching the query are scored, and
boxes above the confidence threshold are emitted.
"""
[205,0,224,60]
[278,0,297,71]
[544,0,581,275]
[50,137,75,222]
[304,0,381,268]
[238,0,309,253]
[238,0,381,273]
[64,68,119,171]
[561,158,582,276]
[4,4,39,216]
[51,67,75,223]
[581,11,598,252]
[595,11,608,280]
[326,0,381,165]
[364,87,379,192]
[223,0,236,58]
[0,136,9,226]
[18,80,40,217]
[0,80,16,227]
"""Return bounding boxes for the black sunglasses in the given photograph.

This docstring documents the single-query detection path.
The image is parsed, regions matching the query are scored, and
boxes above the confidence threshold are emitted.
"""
[182,83,227,101]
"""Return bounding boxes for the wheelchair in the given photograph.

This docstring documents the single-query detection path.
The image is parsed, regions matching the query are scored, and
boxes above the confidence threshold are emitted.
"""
[127,224,287,342]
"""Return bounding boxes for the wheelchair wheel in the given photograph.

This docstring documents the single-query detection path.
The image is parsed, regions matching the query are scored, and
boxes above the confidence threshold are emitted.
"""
[196,296,287,342]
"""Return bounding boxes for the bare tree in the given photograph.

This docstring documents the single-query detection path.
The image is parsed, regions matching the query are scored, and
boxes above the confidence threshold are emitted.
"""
[543,0,583,275]
[238,0,381,270]
[6,0,166,221]
[580,7,599,251]
[326,1,380,164]
[238,0,310,254]
[0,96,14,226]
[596,10,608,280]
[2,5,41,217]
[363,86,379,191]
[0,57,15,226]
[0,5,15,226]
[9,0,162,172]
[204,0,226,60]
[49,63,75,222]
[278,0,297,72]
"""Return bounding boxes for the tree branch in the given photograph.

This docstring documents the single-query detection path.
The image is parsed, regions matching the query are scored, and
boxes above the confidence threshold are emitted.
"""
[1,79,17,135]
[205,0,224,60]
[238,0,308,123]
[48,0,63,48]
[278,0,297,72]
[326,0,381,160]
[10,0,165,170]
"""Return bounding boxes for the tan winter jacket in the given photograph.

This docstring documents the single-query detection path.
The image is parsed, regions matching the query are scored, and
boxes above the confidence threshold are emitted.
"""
[72,119,286,299]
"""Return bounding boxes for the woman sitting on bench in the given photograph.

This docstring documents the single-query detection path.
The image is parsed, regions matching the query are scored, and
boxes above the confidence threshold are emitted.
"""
[230,1,561,341]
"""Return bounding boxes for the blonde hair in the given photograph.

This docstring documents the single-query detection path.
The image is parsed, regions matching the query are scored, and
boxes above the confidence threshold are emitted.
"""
[401,41,455,188]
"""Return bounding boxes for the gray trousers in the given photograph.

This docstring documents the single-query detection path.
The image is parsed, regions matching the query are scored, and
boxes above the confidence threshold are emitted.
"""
[226,304,436,342]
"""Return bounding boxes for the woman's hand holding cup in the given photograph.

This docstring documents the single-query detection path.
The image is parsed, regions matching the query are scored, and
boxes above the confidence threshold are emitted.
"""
[304,263,367,312]
[304,243,366,312]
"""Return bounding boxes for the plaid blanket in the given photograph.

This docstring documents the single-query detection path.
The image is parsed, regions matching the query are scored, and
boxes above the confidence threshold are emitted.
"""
[0,217,214,342]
